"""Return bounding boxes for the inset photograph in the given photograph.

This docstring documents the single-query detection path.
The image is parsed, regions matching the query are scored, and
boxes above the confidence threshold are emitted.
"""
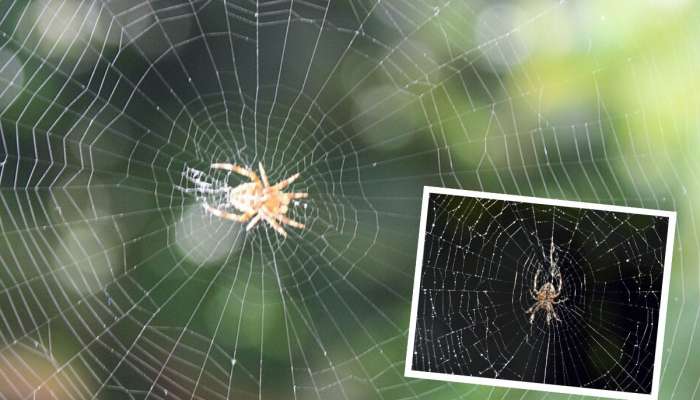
[406,187,676,400]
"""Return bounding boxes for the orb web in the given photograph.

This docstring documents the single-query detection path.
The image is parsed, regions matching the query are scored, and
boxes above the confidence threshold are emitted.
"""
[411,193,672,396]
[0,0,694,399]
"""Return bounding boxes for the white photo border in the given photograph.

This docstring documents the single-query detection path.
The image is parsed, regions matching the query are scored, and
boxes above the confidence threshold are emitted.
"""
[404,186,677,400]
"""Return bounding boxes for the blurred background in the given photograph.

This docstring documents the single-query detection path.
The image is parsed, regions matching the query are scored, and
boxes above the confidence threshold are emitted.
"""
[0,0,697,399]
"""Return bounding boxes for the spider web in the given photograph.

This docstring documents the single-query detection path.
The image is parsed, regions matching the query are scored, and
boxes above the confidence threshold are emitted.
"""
[411,193,671,395]
[0,0,695,399]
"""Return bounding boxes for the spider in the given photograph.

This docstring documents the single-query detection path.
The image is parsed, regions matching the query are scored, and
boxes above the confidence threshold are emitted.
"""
[525,243,567,325]
[183,162,308,237]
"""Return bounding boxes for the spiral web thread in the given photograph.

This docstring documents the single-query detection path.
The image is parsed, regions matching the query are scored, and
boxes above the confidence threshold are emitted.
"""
[0,1,695,399]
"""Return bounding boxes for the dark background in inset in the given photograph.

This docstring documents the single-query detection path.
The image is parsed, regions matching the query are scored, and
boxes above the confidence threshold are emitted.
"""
[412,193,670,394]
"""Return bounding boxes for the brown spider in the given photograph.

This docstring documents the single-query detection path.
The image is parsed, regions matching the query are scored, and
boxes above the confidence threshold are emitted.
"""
[526,243,567,325]
[201,162,308,237]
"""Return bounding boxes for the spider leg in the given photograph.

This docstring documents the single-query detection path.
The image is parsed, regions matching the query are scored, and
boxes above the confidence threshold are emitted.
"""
[288,192,308,200]
[273,172,300,190]
[533,269,540,290]
[261,213,288,237]
[273,213,305,229]
[211,163,260,183]
[549,240,555,270]
[529,309,536,324]
[258,162,271,188]
[556,272,563,293]
[530,289,539,300]
[204,205,253,222]
[246,213,262,231]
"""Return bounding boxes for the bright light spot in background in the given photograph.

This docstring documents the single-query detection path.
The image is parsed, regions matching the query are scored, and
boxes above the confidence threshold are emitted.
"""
[613,39,700,188]
[21,0,106,75]
[54,221,118,296]
[203,278,284,357]
[648,0,690,9]
[103,0,156,48]
[174,204,244,267]
[31,0,105,54]
[352,85,420,152]
[0,49,24,111]
[474,4,530,70]
[0,340,85,399]
[26,0,195,61]
[520,7,575,57]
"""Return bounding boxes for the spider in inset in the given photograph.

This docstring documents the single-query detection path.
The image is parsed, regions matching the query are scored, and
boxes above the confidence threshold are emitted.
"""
[190,162,308,237]
[525,242,567,325]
